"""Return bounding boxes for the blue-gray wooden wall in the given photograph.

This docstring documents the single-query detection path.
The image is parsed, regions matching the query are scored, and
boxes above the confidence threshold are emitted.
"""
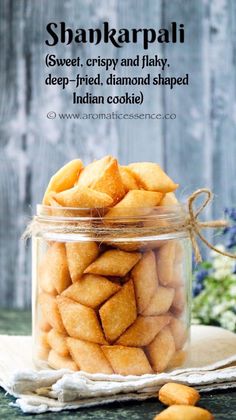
[0,0,236,308]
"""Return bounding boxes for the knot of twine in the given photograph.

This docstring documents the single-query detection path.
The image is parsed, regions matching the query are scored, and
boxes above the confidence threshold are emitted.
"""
[187,188,235,263]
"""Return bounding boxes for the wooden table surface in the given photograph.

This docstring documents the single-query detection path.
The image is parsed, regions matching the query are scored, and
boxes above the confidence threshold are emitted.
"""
[0,310,236,419]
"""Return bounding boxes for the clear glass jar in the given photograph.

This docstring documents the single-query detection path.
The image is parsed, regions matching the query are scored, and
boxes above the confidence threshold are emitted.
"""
[32,205,192,375]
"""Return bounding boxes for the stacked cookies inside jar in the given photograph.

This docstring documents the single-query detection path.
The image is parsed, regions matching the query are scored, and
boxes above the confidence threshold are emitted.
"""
[35,156,190,376]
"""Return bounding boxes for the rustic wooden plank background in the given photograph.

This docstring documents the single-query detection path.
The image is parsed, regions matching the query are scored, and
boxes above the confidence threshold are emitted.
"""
[0,0,235,308]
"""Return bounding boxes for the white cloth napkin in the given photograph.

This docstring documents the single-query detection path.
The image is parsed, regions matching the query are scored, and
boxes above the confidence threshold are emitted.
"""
[0,325,236,413]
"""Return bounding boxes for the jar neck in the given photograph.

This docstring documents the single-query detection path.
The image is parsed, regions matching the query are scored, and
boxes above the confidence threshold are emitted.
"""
[31,204,189,241]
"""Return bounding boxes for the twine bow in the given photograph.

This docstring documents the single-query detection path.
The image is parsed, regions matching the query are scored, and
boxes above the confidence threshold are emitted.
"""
[187,188,236,263]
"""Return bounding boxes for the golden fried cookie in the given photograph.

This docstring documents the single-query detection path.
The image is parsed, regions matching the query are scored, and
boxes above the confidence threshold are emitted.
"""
[37,345,50,361]
[67,338,113,374]
[43,159,83,204]
[57,296,107,344]
[156,242,176,287]
[142,286,174,316]
[132,251,158,313]
[167,349,187,370]
[66,241,99,282]
[39,243,71,294]
[38,261,56,295]
[62,274,121,308]
[39,293,66,334]
[169,317,187,350]
[48,349,78,371]
[51,186,113,208]
[174,241,184,263]
[146,326,175,372]
[154,405,214,420]
[102,345,153,375]
[48,196,78,217]
[171,264,184,288]
[99,280,137,342]
[159,382,200,406]
[47,329,69,357]
[77,156,125,204]
[110,241,144,252]
[47,196,65,216]
[84,249,141,277]
[119,166,140,192]
[38,316,52,332]
[48,196,61,208]
[116,315,171,347]
[171,286,185,315]
[38,332,50,349]
[128,162,178,193]
[105,190,163,218]
[160,192,179,206]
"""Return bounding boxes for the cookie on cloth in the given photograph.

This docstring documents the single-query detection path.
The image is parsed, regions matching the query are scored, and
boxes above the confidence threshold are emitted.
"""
[84,249,141,277]
[102,345,153,375]
[62,274,121,308]
[67,337,113,374]
[57,296,107,344]
[99,279,137,342]
[158,382,200,406]
[154,405,213,420]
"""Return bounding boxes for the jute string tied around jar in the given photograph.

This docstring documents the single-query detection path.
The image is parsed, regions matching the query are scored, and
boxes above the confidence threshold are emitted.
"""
[23,188,236,264]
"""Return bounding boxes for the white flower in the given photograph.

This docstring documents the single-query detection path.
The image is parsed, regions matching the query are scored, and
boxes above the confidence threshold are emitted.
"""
[211,247,235,277]
[221,311,236,332]
[213,257,233,269]
[214,268,231,279]
[212,302,228,317]
[229,285,236,296]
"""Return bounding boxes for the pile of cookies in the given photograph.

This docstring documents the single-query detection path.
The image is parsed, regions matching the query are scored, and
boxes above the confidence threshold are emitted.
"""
[36,156,188,375]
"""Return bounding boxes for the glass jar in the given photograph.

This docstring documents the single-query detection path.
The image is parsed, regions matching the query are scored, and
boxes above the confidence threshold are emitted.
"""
[32,204,192,375]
